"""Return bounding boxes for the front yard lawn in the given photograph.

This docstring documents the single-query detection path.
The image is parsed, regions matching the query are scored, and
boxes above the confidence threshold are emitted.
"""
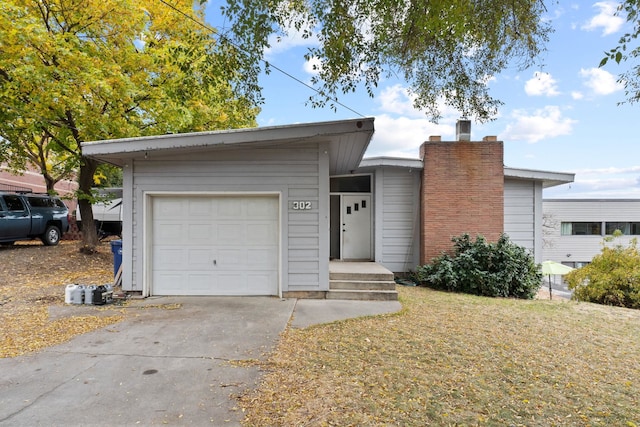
[241,286,640,426]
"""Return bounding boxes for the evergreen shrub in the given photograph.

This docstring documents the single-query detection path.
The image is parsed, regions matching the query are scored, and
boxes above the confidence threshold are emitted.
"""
[416,233,542,299]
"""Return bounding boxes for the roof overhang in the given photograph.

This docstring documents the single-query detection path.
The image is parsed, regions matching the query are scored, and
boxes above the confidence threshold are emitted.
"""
[358,156,424,170]
[82,118,375,176]
[504,167,575,188]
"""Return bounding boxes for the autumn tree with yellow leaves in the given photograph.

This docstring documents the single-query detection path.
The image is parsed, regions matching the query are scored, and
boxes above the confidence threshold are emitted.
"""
[0,0,259,251]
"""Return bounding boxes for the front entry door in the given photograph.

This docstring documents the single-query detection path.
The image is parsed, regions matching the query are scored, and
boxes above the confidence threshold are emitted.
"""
[342,195,371,260]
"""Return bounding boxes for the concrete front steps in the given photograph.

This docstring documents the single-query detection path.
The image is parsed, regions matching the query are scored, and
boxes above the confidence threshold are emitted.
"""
[327,262,398,301]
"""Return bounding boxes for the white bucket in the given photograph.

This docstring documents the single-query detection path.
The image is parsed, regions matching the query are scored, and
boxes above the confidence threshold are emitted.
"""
[65,284,78,304]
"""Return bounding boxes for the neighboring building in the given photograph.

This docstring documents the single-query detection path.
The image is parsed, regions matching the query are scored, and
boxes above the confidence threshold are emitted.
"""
[543,199,640,267]
[0,164,77,208]
[82,118,574,298]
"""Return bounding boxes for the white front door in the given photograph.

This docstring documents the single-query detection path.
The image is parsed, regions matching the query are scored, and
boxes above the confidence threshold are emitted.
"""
[342,194,371,260]
[151,195,279,296]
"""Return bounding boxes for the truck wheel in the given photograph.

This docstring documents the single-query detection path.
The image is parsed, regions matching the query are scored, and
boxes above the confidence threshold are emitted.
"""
[42,225,61,246]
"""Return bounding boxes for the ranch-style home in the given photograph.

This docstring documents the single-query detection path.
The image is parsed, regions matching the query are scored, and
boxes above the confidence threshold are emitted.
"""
[82,118,574,299]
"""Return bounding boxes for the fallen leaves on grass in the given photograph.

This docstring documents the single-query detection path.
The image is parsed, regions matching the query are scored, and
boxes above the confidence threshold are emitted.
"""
[0,241,120,358]
[240,287,640,426]
[1,306,122,358]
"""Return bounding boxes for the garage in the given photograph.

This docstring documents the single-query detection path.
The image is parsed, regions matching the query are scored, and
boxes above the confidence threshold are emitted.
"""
[150,194,279,296]
[82,118,375,297]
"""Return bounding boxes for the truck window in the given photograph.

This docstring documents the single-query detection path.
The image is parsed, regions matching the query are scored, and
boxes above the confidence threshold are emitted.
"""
[3,195,26,211]
[27,196,56,208]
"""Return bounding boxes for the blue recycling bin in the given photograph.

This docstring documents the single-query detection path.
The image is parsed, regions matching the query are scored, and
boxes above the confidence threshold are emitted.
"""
[110,240,123,278]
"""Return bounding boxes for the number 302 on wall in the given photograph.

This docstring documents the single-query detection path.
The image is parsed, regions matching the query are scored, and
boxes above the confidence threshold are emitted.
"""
[291,201,313,210]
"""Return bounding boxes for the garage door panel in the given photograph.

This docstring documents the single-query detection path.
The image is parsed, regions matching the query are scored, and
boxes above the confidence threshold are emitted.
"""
[155,248,186,269]
[152,195,278,296]
[218,249,244,266]
[156,223,185,242]
[218,223,245,241]
[187,248,214,267]
[187,223,213,241]
[247,223,277,244]
[247,248,277,268]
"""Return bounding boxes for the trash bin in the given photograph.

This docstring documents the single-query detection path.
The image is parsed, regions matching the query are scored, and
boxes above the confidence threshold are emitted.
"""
[110,239,123,278]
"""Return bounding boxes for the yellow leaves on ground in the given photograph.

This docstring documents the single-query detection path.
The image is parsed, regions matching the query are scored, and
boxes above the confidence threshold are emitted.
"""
[1,306,122,358]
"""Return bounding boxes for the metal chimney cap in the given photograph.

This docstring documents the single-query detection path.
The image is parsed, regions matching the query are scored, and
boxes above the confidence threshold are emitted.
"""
[456,119,471,141]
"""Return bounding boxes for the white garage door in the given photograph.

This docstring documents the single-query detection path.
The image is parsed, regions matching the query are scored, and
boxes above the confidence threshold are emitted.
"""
[151,195,279,296]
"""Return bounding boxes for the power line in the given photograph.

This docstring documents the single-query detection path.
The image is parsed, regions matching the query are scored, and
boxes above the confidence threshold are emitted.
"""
[156,0,366,118]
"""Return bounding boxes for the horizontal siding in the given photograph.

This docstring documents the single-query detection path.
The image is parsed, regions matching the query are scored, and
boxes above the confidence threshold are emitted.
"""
[543,200,640,264]
[377,168,420,272]
[129,143,324,293]
[504,179,535,253]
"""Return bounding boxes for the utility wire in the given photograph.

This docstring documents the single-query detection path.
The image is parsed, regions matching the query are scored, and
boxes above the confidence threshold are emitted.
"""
[156,0,366,118]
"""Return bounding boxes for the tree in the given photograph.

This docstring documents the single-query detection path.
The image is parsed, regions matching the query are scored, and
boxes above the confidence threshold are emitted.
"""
[220,0,552,122]
[0,0,259,252]
[566,235,640,309]
[600,0,640,104]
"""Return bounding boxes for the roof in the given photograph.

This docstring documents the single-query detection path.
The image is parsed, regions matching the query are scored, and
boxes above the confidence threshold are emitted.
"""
[82,118,375,176]
[503,167,574,188]
[356,158,574,189]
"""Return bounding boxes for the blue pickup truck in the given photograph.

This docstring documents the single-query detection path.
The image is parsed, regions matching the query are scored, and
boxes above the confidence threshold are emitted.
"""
[0,192,69,246]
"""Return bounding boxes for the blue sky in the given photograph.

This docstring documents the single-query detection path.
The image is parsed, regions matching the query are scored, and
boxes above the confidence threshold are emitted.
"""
[205,2,639,199]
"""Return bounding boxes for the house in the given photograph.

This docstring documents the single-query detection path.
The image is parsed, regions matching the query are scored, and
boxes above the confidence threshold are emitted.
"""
[543,199,640,267]
[82,118,574,298]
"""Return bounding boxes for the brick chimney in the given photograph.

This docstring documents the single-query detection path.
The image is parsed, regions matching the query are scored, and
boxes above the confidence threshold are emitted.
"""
[419,122,504,263]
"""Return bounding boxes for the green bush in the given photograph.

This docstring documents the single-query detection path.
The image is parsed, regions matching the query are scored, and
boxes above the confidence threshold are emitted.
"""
[416,233,542,299]
[566,238,640,309]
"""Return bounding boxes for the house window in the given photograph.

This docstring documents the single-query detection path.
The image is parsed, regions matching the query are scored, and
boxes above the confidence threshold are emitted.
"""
[561,222,602,236]
[605,222,640,235]
[330,175,371,193]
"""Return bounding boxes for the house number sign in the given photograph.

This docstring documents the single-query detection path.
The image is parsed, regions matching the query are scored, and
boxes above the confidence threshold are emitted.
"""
[291,201,313,210]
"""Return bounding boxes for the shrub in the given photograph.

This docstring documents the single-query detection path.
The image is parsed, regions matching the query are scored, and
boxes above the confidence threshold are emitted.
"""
[416,233,542,299]
[566,238,640,309]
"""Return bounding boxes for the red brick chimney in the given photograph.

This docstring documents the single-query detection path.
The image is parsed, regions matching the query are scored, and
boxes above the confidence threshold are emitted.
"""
[419,124,504,263]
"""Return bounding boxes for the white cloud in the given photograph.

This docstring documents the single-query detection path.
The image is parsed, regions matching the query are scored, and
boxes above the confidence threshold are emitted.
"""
[579,67,623,95]
[544,165,640,198]
[303,56,322,75]
[502,106,577,143]
[376,84,460,120]
[265,26,318,58]
[581,1,625,36]
[365,114,453,158]
[525,72,560,96]
[571,91,584,100]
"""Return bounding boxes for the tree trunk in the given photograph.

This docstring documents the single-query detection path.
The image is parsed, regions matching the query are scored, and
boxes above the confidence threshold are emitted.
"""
[43,173,57,194]
[78,156,99,253]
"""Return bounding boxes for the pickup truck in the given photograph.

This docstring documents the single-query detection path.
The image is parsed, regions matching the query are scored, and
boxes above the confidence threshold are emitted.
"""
[0,192,69,246]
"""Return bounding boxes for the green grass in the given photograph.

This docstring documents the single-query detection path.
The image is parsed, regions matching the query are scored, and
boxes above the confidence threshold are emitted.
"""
[240,286,640,426]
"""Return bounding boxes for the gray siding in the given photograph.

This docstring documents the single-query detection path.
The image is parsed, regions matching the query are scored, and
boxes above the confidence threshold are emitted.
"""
[543,200,640,265]
[372,167,420,272]
[121,142,329,295]
[504,178,543,262]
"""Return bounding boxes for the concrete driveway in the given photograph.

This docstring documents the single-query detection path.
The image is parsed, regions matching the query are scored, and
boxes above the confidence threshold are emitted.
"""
[0,296,401,426]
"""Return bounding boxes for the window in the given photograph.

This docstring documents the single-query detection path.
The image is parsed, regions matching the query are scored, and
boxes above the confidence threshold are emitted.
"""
[2,195,26,211]
[605,222,640,235]
[330,175,371,193]
[561,222,602,236]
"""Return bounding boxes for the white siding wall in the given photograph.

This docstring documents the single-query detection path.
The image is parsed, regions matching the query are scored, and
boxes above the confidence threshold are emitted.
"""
[543,200,640,265]
[504,178,543,262]
[372,167,420,272]
[121,142,329,294]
